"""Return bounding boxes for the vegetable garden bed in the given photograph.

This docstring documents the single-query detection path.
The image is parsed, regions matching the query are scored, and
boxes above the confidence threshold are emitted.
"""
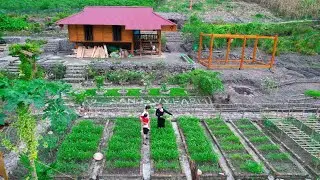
[177,116,226,179]
[54,120,104,179]
[103,117,142,179]
[204,117,268,179]
[262,118,320,177]
[150,120,185,179]
[231,118,308,179]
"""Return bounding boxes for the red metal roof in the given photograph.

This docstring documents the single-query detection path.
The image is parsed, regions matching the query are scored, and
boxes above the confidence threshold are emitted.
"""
[57,6,176,30]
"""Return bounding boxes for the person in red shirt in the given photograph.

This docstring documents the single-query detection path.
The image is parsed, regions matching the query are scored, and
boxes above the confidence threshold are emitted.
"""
[140,113,150,145]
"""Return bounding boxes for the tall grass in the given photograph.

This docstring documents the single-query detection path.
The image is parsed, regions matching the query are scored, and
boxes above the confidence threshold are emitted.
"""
[241,0,320,19]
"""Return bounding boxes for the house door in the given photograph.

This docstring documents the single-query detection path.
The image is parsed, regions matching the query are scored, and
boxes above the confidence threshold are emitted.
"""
[113,25,122,41]
[84,25,93,41]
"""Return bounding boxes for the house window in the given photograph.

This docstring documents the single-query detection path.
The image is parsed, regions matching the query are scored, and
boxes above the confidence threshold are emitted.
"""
[113,25,122,41]
[84,25,93,41]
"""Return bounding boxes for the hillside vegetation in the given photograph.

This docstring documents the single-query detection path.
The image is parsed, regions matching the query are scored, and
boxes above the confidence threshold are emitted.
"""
[241,0,320,19]
[0,0,155,14]
[183,16,320,55]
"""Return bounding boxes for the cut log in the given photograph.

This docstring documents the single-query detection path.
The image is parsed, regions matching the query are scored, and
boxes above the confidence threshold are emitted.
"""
[76,46,84,58]
[103,45,109,58]
[91,46,97,58]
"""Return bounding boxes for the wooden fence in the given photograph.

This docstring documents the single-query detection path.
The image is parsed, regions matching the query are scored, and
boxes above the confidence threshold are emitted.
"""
[198,33,278,69]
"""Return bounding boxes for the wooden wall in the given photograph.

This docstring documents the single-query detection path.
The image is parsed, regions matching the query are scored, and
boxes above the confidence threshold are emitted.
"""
[161,25,177,32]
[68,25,133,43]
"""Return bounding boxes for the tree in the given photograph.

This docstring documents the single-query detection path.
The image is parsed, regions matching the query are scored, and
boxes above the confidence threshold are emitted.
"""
[0,78,72,180]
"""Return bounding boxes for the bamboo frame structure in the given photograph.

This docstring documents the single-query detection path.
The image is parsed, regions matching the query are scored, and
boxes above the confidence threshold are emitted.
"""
[198,33,278,69]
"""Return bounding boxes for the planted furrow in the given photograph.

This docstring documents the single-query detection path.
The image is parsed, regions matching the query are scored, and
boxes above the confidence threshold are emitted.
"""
[105,117,142,174]
[54,120,104,175]
[150,120,181,175]
[205,117,268,179]
[177,116,223,176]
[233,118,308,179]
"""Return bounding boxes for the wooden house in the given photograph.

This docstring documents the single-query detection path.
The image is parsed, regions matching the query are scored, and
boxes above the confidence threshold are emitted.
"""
[57,6,177,57]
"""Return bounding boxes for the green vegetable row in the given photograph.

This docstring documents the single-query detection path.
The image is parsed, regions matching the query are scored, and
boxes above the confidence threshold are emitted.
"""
[105,117,141,170]
[55,120,103,174]
[235,118,302,174]
[178,116,220,173]
[150,120,180,172]
[206,117,264,174]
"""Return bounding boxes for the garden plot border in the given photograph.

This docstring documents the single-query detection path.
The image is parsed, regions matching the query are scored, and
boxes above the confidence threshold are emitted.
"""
[203,120,269,180]
[150,121,187,180]
[259,119,320,178]
[100,118,143,180]
[229,120,309,179]
[177,121,227,180]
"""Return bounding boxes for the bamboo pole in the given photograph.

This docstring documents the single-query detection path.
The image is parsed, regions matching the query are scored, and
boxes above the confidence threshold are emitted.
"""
[269,35,278,68]
[208,34,214,67]
[239,38,247,70]
[225,38,232,63]
[252,38,259,63]
[198,33,203,62]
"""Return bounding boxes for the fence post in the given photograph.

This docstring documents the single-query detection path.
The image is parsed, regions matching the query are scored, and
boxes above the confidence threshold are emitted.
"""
[239,37,247,70]
[252,37,259,63]
[0,152,8,180]
[208,34,214,69]
[270,35,278,68]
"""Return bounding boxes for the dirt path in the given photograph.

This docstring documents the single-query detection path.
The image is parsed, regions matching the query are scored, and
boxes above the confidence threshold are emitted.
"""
[88,120,114,179]
[172,121,192,180]
[142,128,151,180]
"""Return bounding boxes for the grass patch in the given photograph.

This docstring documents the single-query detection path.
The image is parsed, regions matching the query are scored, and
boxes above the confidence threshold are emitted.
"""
[258,144,280,151]
[150,120,180,172]
[54,120,103,174]
[169,87,188,97]
[104,89,121,96]
[126,88,141,96]
[240,160,264,174]
[305,90,320,98]
[105,117,141,170]
[149,88,161,96]
[249,136,270,143]
[178,116,220,173]
[266,153,290,161]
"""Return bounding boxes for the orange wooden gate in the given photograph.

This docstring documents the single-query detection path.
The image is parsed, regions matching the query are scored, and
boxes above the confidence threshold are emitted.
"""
[198,33,278,69]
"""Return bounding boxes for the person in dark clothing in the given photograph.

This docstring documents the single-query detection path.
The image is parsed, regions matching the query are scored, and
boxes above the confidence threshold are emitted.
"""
[155,103,173,128]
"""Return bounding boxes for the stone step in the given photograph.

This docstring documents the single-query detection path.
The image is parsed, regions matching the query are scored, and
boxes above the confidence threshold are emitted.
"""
[63,77,85,83]
[65,70,85,74]
[64,74,85,78]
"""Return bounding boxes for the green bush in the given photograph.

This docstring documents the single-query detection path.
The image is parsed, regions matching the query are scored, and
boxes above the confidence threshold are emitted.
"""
[182,16,320,55]
[170,69,224,96]
[304,90,320,98]
[106,70,144,84]
[0,14,29,31]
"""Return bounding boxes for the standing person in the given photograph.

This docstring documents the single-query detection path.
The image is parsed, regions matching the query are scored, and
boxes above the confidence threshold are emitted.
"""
[155,103,173,128]
[140,105,151,145]
[140,113,150,145]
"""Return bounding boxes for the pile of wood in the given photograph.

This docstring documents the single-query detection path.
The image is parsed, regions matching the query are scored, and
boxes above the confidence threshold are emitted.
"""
[75,45,109,58]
